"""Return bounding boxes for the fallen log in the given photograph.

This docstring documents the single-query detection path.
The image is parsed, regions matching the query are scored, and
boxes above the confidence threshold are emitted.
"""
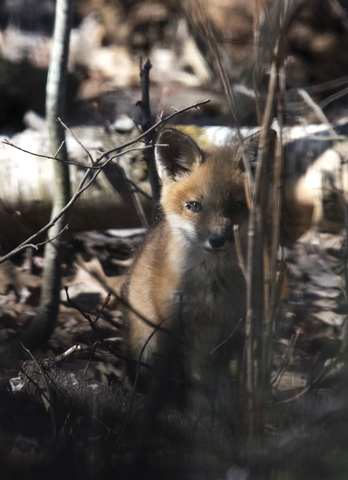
[0,125,152,244]
[1,121,348,246]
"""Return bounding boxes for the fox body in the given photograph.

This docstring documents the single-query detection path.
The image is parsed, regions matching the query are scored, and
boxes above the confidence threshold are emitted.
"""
[124,129,253,390]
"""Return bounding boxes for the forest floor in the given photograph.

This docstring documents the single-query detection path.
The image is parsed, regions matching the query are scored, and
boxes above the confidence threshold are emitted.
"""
[1,230,348,480]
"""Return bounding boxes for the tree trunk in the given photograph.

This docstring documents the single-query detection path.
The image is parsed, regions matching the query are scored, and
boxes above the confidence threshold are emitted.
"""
[26,0,73,348]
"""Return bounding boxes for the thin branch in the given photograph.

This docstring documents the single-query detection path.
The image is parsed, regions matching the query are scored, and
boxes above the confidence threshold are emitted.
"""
[82,294,112,375]
[58,117,95,164]
[2,139,157,169]
[138,57,152,127]
[56,344,82,362]
[138,56,160,221]
[210,318,243,355]
[254,41,278,192]
[1,100,209,263]
[25,224,69,251]
[2,138,76,164]
[21,343,56,436]
[0,158,103,262]
[54,140,66,158]
[194,3,255,203]
[272,327,301,387]
[265,63,285,372]
[246,40,278,396]
[319,85,348,109]
[126,178,152,201]
[297,88,337,137]
[84,341,99,377]
[98,99,210,163]
[119,147,149,228]
[253,0,262,126]
[64,286,154,372]
[73,255,182,343]
[94,292,112,325]
[233,225,248,282]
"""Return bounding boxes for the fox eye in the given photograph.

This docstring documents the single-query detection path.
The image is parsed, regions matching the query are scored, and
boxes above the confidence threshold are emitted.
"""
[185,201,202,213]
[231,202,245,212]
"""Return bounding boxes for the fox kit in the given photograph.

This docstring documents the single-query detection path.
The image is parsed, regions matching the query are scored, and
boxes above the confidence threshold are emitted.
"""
[124,128,262,394]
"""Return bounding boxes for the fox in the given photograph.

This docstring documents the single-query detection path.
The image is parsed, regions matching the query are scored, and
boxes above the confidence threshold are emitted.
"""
[123,128,270,397]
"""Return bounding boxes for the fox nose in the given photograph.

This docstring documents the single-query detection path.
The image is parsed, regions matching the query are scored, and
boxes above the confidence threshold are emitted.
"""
[209,233,226,249]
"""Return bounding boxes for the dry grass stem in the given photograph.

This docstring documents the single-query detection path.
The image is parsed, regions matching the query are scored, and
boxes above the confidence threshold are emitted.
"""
[233,225,248,281]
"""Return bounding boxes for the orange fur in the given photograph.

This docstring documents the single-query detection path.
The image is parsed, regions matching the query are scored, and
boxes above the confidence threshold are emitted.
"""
[123,129,253,389]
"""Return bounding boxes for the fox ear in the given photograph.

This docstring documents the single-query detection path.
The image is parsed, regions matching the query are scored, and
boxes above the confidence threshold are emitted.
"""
[235,129,277,170]
[155,129,203,181]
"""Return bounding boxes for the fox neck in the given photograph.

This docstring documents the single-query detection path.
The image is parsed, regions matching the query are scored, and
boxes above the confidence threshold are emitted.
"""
[161,218,246,349]
[164,219,244,293]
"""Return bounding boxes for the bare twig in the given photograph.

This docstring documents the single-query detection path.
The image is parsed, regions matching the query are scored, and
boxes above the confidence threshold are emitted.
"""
[57,344,82,362]
[233,225,248,282]
[23,224,69,251]
[265,63,285,373]
[138,57,152,127]
[254,41,278,192]
[94,292,112,325]
[193,0,255,203]
[84,341,99,377]
[243,46,278,405]
[297,88,337,137]
[137,57,161,221]
[319,85,348,109]
[272,327,301,387]
[277,344,347,404]
[2,138,155,169]
[119,148,149,229]
[253,0,262,126]
[21,343,56,436]
[73,255,182,343]
[126,178,152,201]
[1,99,209,264]
[58,117,95,164]
[64,286,154,372]
[90,99,210,162]
[81,293,112,376]
[210,318,243,355]
[54,139,66,159]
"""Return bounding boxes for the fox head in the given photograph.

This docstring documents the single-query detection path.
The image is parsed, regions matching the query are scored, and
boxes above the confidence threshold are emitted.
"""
[154,128,262,253]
